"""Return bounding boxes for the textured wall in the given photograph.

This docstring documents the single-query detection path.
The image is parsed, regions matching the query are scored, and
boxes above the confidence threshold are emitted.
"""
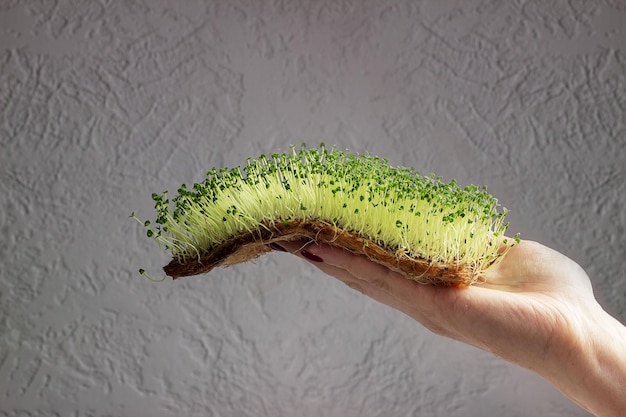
[1,1,624,416]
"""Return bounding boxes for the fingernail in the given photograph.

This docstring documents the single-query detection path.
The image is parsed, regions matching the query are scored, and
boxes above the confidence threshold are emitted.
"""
[301,250,323,263]
[268,242,287,252]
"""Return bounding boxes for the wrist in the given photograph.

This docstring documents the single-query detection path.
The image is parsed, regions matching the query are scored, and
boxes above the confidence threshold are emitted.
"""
[540,304,626,417]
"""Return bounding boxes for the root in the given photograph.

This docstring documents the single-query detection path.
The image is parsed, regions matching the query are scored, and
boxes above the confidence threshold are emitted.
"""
[163,219,474,287]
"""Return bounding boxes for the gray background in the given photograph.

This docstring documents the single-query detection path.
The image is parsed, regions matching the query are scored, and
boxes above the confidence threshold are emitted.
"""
[1,1,624,416]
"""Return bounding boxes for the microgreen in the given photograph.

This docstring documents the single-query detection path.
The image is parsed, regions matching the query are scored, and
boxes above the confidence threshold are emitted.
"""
[135,145,516,276]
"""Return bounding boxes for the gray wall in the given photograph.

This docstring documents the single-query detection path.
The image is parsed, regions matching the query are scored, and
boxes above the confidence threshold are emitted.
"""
[2,1,624,416]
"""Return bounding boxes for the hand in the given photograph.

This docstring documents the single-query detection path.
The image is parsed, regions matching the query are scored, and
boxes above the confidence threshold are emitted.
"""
[273,239,626,417]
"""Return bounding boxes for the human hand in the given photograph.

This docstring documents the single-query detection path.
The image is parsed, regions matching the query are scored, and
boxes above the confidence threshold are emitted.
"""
[271,239,626,417]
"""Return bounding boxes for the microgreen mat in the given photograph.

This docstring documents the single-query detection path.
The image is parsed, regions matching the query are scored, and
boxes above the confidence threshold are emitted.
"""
[133,144,518,280]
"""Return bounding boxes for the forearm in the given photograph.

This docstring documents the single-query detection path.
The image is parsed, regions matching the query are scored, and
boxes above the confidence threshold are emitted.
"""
[542,307,626,417]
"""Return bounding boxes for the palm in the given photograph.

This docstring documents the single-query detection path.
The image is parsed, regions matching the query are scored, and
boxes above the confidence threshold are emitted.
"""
[410,241,596,371]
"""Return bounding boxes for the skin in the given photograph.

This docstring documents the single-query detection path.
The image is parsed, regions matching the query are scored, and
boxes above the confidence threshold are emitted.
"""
[273,239,626,417]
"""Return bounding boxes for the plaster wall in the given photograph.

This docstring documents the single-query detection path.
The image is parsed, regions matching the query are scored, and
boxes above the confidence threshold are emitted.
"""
[1,1,625,416]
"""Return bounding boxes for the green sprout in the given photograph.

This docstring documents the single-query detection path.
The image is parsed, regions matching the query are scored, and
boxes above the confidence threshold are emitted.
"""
[134,144,518,281]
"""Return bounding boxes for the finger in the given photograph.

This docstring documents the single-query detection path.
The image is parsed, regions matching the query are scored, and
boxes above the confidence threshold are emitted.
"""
[278,239,418,299]
[304,254,408,306]
[276,239,392,291]
[274,240,459,333]
[295,249,455,335]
